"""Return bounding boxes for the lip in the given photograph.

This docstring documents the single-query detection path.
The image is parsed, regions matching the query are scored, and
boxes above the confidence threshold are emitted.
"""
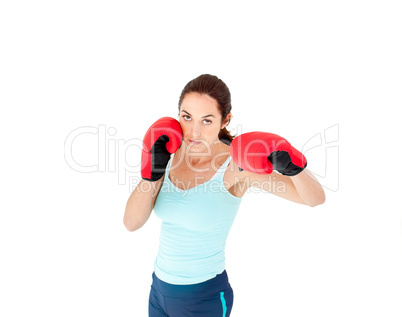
[189,139,202,144]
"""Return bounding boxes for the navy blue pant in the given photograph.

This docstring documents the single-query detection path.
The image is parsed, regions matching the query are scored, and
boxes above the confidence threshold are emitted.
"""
[148,270,234,316]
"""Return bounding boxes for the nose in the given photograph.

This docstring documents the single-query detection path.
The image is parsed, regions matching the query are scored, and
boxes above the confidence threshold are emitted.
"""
[190,123,201,139]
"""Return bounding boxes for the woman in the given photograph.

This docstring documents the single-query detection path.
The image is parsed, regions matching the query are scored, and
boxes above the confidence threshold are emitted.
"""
[124,74,326,316]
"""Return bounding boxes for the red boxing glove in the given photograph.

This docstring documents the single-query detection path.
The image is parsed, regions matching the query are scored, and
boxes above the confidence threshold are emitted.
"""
[141,117,183,181]
[230,132,307,176]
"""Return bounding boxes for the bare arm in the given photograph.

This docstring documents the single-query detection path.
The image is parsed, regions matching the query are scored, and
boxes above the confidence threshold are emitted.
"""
[290,169,326,207]
[243,167,325,207]
[123,174,165,232]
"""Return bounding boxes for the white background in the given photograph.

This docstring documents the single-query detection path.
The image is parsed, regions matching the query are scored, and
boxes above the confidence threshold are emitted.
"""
[1,1,401,316]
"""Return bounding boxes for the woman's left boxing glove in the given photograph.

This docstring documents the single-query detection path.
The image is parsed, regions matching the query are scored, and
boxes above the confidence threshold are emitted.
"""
[141,117,183,181]
[230,132,307,176]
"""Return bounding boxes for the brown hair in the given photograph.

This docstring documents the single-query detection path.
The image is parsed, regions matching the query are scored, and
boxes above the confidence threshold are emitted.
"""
[178,74,236,145]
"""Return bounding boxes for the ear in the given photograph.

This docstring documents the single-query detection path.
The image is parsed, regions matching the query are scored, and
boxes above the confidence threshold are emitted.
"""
[221,113,232,129]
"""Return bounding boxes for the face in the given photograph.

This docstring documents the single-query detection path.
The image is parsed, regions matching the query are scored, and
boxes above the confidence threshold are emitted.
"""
[179,92,230,152]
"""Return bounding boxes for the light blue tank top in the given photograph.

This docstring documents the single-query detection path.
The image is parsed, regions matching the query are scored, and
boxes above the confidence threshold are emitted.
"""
[153,152,243,285]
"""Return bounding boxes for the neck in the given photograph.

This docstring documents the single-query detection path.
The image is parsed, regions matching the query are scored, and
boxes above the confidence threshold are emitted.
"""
[177,139,223,166]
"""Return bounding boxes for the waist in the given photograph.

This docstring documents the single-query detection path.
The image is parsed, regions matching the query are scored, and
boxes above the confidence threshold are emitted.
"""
[154,244,227,284]
[151,270,230,298]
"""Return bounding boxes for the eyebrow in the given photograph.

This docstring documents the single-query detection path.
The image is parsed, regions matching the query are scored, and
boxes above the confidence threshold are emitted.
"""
[181,110,215,118]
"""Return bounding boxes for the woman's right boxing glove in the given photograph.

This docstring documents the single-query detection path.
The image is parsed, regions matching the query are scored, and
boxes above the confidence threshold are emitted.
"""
[141,117,183,181]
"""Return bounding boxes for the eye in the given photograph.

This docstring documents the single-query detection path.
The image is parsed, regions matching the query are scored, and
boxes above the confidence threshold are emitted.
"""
[182,115,212,125]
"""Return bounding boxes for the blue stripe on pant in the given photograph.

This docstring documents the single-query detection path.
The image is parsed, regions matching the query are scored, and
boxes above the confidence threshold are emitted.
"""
[148,270,234,316]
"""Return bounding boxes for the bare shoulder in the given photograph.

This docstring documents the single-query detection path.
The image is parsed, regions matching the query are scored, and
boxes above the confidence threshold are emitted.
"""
[220,143,252,197]
[220,143,250,182]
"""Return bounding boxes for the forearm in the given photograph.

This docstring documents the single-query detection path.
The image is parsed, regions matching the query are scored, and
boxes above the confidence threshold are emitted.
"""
[123,178,163,231]
[290,169,326,207]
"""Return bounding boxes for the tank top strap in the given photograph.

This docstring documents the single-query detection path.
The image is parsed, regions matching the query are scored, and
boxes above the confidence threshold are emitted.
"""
[165,153,175,177]
[214,155,231,181]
